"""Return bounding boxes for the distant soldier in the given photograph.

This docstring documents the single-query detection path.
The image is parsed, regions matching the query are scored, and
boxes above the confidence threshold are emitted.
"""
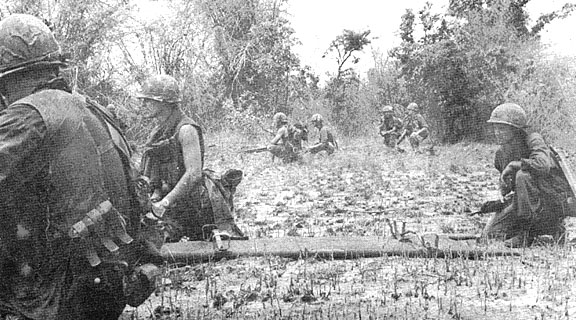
[308,114,338,155]
[290,121,309,152]
[268,112,301,163]
[378,105,403,148]
[399,102,429,152]
[481,103,575,247]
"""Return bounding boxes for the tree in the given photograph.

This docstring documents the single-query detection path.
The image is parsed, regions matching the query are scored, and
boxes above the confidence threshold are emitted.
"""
[390,0,575,142]
[323,29,371,135]
[198,0,302,117]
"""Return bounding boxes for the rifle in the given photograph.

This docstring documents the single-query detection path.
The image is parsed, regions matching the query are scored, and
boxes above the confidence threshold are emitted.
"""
[396,129,408,145]
[469,199,508,216]
[258,123,275,136]
[242,146,269,154]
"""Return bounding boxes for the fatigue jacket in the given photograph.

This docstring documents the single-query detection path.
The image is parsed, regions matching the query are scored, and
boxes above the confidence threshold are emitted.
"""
[0,88,146,319]
[495,131,571,219]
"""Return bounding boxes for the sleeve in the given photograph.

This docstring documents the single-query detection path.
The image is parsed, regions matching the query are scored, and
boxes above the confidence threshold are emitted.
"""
[417,114,428,129]
[0,104,47,187]
[395,117,403,130]
[520,132,553,175]
[319,127,329,144]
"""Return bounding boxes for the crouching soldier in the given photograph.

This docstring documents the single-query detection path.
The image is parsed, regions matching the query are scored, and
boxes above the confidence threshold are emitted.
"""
[307,114,338,155]
[0,14,161,320]
[137,75,245,242]
[400,102,429,152]
[378,105,403,148]
[268,112,301,163]
[481,103,575,247]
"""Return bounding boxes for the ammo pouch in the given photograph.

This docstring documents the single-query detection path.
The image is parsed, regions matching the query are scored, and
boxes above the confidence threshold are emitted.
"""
[68,200,134,267]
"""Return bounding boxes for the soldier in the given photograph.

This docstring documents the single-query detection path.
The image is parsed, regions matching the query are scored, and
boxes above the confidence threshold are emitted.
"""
[378,105,403,148]
[0,14,161,320]
[138,75,245,242]
[481,103,574,247]
[267,112,300,163]
[399,102,429,152]
[308,114,338,155]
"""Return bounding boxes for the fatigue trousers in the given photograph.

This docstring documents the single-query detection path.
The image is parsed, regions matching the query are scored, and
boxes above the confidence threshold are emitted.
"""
[482,170,566,241]
[269,145,299,163]
[309,143,335,155]
[383,133,399,148]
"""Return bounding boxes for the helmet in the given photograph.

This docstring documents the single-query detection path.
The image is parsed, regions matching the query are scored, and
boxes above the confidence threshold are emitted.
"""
[273,112,288,124]
[310,114,323,123]
[0,14,65,78]
[407,102,419,112]
[382,105,393,113]
[487,103,527,129]
[136,74,181,103]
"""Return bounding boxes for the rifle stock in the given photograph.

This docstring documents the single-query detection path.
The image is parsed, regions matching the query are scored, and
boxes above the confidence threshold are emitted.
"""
[242,146,269,154]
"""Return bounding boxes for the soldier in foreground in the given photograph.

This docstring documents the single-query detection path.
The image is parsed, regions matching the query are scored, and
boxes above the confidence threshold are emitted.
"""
[307,113,338,155]
[267,112,301,163]
[0,14,161,319]
[481,103,574,247]
[399,102,429,152]
[378,105,403,149]
[138,75,244,242]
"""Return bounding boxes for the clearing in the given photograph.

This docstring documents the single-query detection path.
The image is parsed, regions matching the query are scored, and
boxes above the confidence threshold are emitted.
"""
[122,134,576,320]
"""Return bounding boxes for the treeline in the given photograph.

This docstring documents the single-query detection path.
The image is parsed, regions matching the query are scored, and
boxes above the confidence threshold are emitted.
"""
[1,0,574,145]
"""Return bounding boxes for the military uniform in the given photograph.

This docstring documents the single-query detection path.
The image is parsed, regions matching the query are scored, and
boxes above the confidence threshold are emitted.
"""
[138,75,244,242]
[142,110,243,241]
[482,103,574,247]
[403,114,429,150]
[0,14,161,320]
[379,115,403,148]
[308,114,337,155]
[268,113,302,163]
[268,124,298,161]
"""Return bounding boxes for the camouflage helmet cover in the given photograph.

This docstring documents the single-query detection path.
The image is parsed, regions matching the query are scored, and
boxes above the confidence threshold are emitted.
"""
[273,112,288,124]
[136,74,181,103]
[310,113,323,123]
[407,102,419,112]
[487,103,527,129]
[382,105,394,113]
[0,14,65,78]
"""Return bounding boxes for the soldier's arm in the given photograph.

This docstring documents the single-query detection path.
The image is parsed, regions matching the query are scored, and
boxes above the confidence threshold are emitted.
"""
[0,105,46,188]
[521,132,553,175]
[417,114,429,129]
[160,125,202,208]
[269,127,285,146]
[319,127,329,144]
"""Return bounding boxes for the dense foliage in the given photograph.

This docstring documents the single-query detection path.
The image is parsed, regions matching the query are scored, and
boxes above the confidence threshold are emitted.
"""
[388,0,576,143]
[1,0,574,144]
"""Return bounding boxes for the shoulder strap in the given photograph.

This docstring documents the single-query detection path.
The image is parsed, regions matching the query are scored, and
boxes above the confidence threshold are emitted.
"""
[84,97,132,159]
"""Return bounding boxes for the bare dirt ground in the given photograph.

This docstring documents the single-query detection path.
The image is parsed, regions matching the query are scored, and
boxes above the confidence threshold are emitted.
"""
[121,134,576,320]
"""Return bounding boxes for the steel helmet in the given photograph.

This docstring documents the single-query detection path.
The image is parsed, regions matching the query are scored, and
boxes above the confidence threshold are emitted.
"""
[487,103,527,129]
[0,14,66,78]
[273,112,288,124]
[310,113,323,123]
[136,74,181,103]
[382,105,394,113]
[407,102,419,112]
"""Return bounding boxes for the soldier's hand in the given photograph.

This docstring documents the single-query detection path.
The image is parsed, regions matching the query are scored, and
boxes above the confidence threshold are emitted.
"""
[499,172,513,195]
[151,199,169,218]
